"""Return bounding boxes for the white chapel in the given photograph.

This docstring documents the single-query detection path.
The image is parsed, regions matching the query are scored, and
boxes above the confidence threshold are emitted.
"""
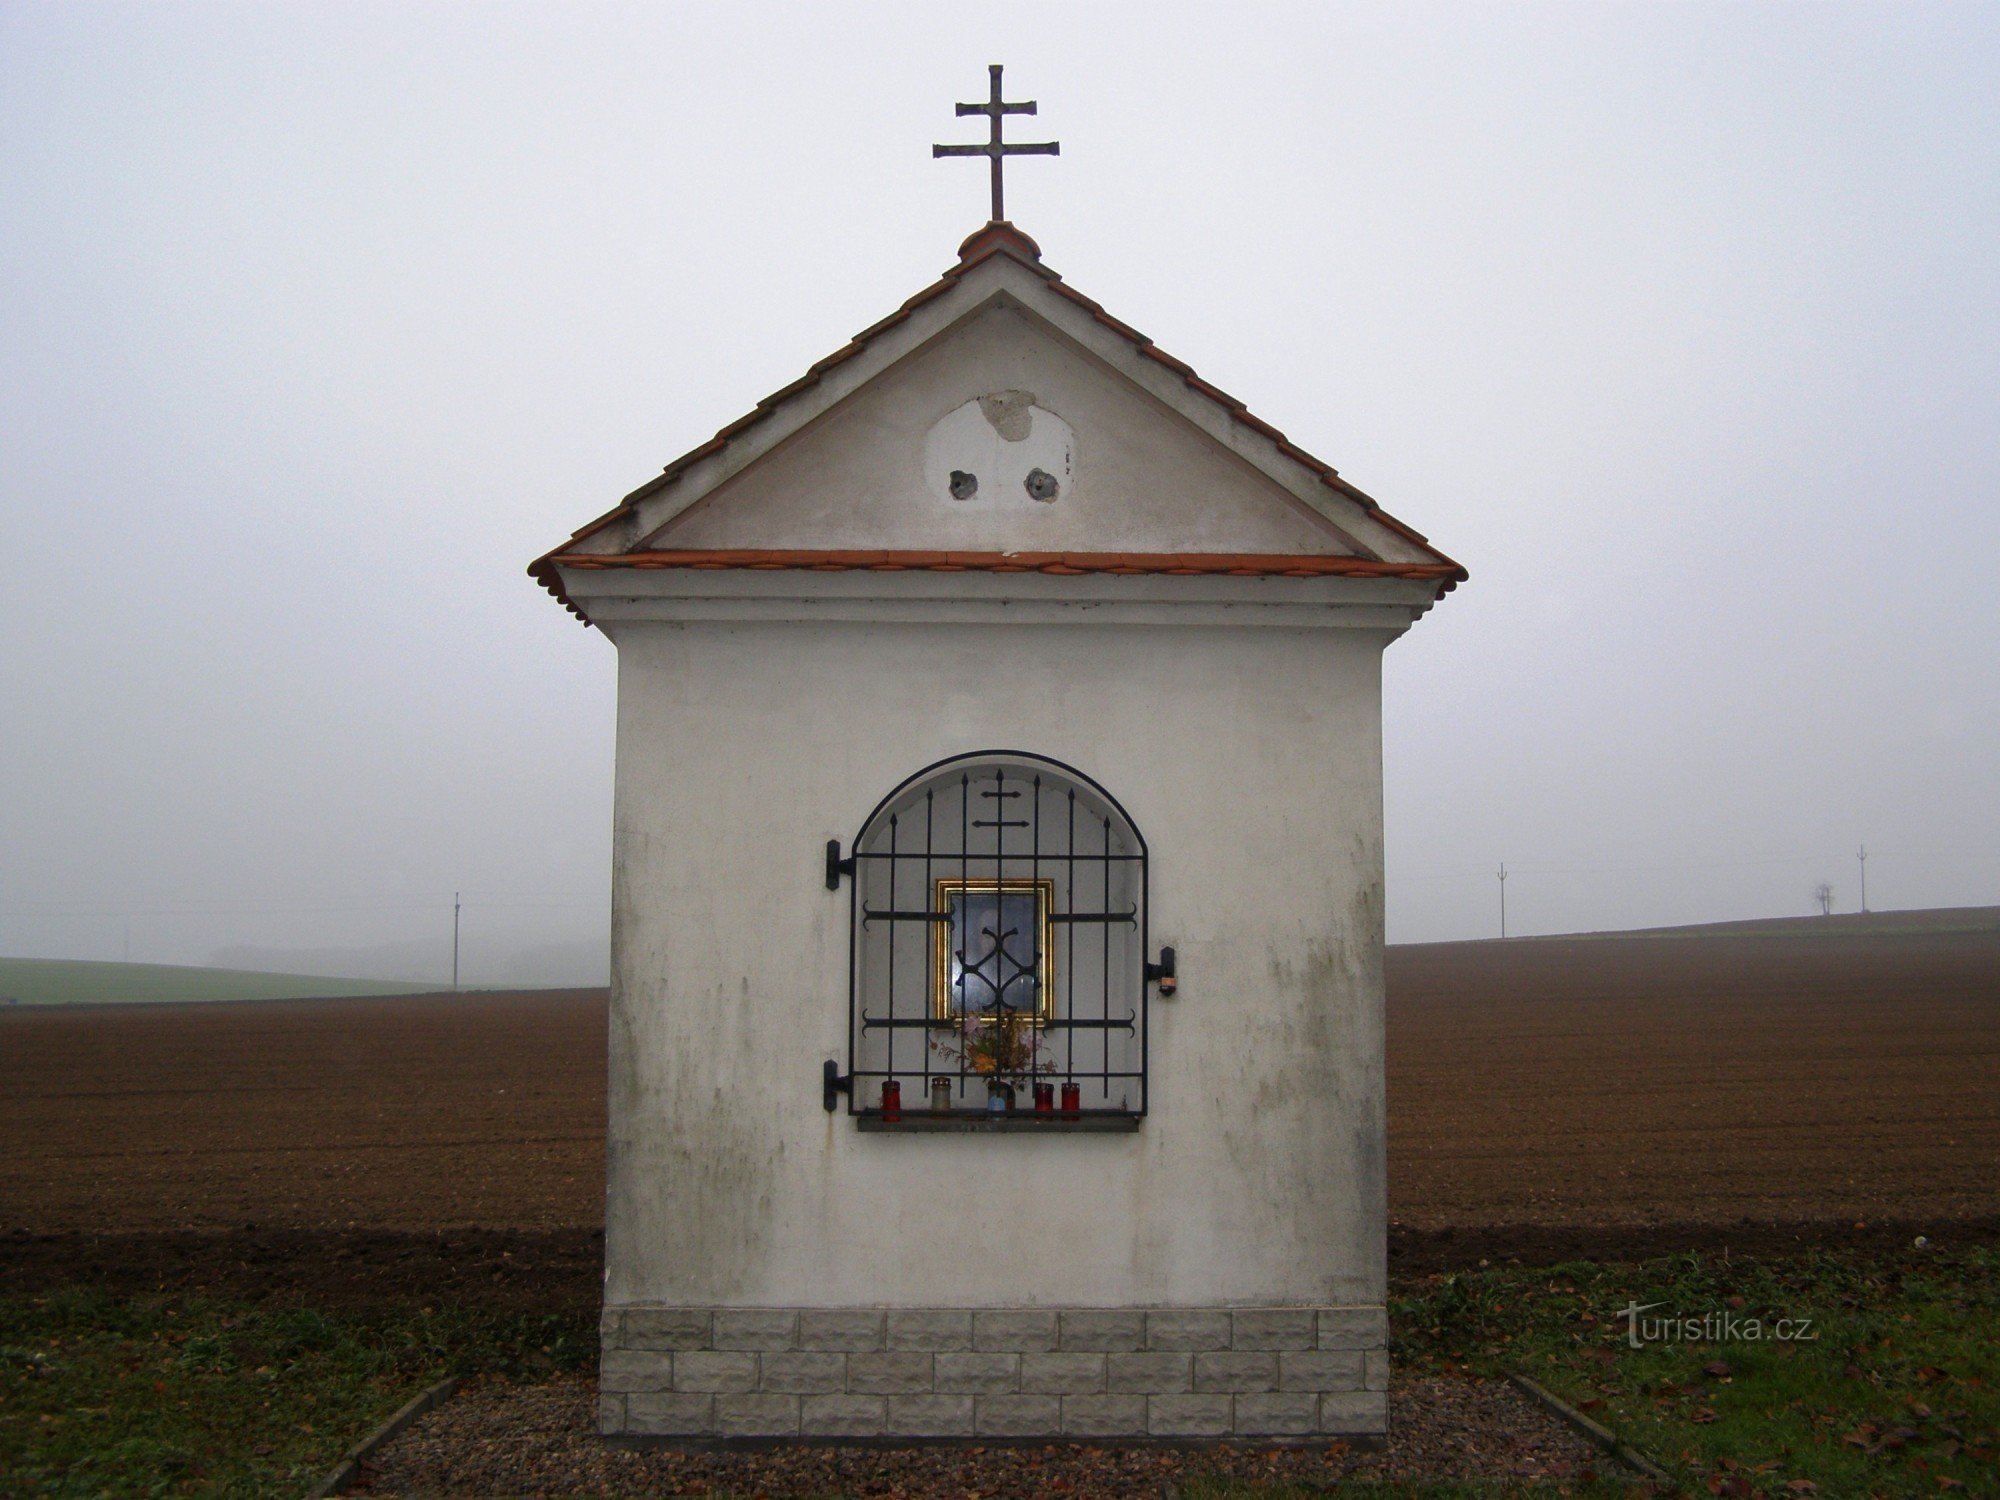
[533,85,1462,1443]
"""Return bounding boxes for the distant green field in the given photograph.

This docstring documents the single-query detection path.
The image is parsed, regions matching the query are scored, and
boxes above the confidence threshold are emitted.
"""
[0,958,435,1007]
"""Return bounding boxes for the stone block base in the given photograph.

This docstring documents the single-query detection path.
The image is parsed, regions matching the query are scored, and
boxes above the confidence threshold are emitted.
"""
[600,1305,1388,1442]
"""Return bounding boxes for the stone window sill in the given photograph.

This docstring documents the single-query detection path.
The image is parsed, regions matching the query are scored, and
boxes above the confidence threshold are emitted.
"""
[854,1110,1142,1133]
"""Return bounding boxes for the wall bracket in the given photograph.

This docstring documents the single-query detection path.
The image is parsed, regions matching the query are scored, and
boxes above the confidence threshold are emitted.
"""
[822,1058,853,1113]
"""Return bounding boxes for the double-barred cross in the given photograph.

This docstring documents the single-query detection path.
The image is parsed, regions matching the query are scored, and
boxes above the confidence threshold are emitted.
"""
[932,64,1059,224]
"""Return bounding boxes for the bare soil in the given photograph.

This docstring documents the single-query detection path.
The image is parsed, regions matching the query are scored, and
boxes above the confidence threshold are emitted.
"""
[0,1224,604,1310]
[1387,925,2000,1232]
[2,920,1994,1263]
[0,989,607,1233]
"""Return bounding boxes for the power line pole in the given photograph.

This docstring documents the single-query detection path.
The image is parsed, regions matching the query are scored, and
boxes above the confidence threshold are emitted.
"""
[1857,845,1868,914]
[452,891,461,992]
[1497,862,1509,939]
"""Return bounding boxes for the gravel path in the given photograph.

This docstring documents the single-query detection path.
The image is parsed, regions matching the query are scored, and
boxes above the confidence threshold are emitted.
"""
[354,1373,1634,1496]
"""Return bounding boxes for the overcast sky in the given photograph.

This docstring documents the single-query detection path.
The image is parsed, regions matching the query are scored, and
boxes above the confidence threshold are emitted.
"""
[2,1,1995,977]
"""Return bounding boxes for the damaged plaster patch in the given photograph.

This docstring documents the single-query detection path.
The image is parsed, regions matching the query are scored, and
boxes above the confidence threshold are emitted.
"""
[978,390,1037,442]
[922,395,1076,508]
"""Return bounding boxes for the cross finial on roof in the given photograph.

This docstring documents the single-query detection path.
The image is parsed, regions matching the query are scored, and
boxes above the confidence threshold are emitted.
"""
[932,64,1059,224]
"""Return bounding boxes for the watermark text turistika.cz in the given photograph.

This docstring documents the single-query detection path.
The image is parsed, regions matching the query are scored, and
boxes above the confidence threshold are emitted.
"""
[1617,1301,1818,1349]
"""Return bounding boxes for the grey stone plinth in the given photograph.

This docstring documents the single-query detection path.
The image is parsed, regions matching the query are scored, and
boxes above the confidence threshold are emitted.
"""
[1020,1352,1106,1394]
[598,1349,673,1394]
[848,1352,934,1395]
[934,1351,1019,1394]
[626,1393,714,1436]
[1320,1389,1390,1432]
[713,1310,798,1351]
[1148,1393,1232,1437]
[801,1394,886,1437]
[887,1309,973,1351]
[599,1303,1389,1440]
[1193,1352,1280,1393]
[671,1351,758,1394]
[759,1352,846,1394]
[1318,1306,1389,1350]
[1060,1393,1148,1436]
[1234,1392,1320,1435]
[1232,1310,1318,1350]
[1279,1350,1363,1392]
[1364,1349,1390,1391]
[973,1310,1057,1352]
[1058,1310,1145,1351]
[1107,1351,1191,1393]
[1146,1310,1232,1351]
[799,1310,886,1352]
[716,1393,799,1437]
[886,1394,975,1437]
[625,1309,712,1350]
[976,1394,1062,1436]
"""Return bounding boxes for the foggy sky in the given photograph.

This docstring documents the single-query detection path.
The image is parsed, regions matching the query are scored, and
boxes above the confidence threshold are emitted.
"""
[3,1,1996,981]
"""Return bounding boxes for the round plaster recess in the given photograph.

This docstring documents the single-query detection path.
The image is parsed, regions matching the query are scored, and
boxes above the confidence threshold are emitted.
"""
[921,393,1077,509]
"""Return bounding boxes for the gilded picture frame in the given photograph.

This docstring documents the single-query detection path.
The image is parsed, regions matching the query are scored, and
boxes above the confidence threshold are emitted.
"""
[931,876,1056,1023]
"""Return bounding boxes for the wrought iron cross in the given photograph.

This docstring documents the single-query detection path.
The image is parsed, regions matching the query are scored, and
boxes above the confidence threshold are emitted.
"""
[932,64,1059,223]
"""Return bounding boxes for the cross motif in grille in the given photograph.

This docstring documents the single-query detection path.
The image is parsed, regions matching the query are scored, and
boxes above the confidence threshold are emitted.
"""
[956,920,1040,1014]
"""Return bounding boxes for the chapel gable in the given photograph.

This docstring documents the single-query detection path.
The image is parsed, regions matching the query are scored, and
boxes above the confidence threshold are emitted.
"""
[643,297,1362,559]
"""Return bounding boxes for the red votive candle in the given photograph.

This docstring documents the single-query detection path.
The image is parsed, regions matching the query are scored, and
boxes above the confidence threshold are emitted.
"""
[1034,1082,1055,1112]
[880,1080,901,1123]
[1060,1082,1081,1119]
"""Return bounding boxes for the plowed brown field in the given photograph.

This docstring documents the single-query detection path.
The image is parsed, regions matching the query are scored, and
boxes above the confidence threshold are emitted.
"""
[2,915,1995,1239]
[1388,922,2000,1230]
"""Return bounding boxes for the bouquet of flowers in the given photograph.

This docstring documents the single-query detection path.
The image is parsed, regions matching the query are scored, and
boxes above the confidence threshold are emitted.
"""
[931,1009,1052,1081]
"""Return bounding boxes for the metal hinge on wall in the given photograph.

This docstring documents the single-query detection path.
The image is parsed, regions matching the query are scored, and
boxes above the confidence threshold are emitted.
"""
[825,839,854,890]
[822,1059,852,1112]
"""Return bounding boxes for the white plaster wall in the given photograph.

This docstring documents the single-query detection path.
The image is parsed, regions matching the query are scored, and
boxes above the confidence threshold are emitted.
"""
[645,300,1354,557]
[602,615,1391,1311]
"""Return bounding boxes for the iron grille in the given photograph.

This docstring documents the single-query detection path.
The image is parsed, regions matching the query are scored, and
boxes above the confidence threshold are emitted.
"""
[837,752,1148,1130]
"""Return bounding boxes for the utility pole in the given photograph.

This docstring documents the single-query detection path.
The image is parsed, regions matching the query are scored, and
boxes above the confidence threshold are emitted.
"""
[1497,862,1509,939]
[452,891,461,992]
[1858,845,1868,914]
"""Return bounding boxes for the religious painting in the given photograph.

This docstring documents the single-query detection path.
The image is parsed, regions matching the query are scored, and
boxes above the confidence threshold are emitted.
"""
[931,877,1055,1023]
